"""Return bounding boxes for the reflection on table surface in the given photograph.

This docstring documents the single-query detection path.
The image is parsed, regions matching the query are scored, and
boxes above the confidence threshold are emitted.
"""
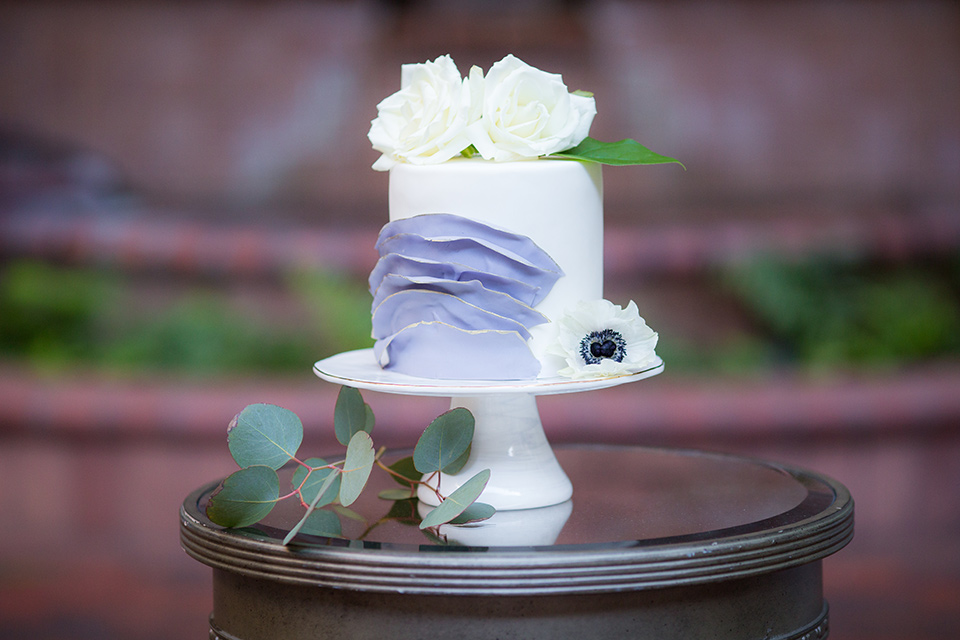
[212,446,818,550]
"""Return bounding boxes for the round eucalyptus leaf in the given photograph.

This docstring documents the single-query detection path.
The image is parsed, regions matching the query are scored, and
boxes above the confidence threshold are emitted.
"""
[292,458,327,489]
[365,403,376,432]
[334,386,373,446]
[449,501,495,525]
[378,488,416,501]
[384,498,420,525]
[298,509,342,538]
[297,465,341,509]
[228,404,303,470]
[339,431,375,507]
[442,444,472,475]
[206,465,279,528]
[282,467,341,545]
[413,408,475,474]
[388,456,420,486]
[419,468,490,530]
[385,499,420,525]
[332,505,366,522]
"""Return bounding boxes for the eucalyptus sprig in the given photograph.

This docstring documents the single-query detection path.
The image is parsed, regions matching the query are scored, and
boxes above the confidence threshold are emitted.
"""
[206,386,494,543]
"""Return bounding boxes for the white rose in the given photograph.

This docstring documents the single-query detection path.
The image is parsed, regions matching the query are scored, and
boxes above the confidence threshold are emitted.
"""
[367,55,474,171]
[466,54,596,162]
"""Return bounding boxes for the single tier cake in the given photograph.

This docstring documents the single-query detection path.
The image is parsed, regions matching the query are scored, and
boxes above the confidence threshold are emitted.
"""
[367,54,669,381]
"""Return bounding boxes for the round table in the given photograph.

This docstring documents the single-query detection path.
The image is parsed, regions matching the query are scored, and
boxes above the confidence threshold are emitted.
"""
[180,445,853,640]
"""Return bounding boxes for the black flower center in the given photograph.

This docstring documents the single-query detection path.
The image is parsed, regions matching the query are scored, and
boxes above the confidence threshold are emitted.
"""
[579,329,626,364]
[590,340,617,359]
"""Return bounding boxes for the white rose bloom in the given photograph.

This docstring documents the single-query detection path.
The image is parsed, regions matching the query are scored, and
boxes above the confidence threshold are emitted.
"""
[368,55,474,170]
[549,299,659,379]
[467,54,596,162]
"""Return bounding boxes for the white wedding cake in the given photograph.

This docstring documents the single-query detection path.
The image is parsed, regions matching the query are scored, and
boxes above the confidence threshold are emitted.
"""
[366,55,675,381]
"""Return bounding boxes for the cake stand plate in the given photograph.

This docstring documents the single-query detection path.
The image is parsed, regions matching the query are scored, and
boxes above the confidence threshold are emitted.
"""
[313,348,664,397]
[314,349,664,511]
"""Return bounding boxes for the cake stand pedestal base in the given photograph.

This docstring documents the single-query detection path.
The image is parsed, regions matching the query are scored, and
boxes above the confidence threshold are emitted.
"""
[313,348,664,511]
[417,394,572,510]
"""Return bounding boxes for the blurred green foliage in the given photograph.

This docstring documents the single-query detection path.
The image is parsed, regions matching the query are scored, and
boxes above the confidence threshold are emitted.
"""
[721,254,960,372]
[654,336,774,378]
[0,261,373,377]
[288,270,376,358]
[2,255,958,378]
[0,261,120,370]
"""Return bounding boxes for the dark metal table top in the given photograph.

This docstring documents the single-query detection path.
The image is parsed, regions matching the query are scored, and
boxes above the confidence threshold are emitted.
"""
[181,445,853,596]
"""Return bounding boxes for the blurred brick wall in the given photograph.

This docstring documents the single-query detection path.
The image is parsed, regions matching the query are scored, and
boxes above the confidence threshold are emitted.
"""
[0,2,378,217]
[1,1,957,224]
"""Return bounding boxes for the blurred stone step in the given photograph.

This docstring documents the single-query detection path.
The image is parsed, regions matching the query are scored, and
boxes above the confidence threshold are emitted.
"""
[2,205,958,279]
[2,363,958,447]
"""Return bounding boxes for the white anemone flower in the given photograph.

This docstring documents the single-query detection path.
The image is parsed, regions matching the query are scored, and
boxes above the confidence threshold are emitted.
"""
[550,299,659,379]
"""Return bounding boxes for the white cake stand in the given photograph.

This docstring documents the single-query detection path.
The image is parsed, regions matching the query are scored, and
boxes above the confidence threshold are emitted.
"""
[314,348,663,511]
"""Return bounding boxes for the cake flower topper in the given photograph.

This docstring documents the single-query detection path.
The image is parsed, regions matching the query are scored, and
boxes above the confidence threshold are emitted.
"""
[368,54,683,170]
[549,299,659,379]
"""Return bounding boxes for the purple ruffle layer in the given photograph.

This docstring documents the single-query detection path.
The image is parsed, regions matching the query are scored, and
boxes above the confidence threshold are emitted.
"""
[369,213,562,380]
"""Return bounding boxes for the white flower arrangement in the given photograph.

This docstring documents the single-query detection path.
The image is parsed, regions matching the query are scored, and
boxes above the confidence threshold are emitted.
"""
[549,299,659,379]
[368,54,682,171]
[464,54,596,162]
[368,55,477,171]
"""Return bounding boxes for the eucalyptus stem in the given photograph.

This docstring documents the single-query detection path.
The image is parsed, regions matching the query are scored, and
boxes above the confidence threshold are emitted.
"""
[375,458,418,484]
[283,467,340,545]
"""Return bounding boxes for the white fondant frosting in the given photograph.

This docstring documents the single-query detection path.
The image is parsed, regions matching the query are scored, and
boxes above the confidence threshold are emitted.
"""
[374,157,603,380]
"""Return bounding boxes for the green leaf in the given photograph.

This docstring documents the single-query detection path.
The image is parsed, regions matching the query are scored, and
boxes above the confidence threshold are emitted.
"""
[227,404,303,470]
[379,488,417,501]
[206,465,280,528]
[298,509,342,538]
[293,459,341,509]
[413,408,475,474]
[388,456,421,486]
[450,501,496,525]
[442,444,472,475]
[339,431,375,507]
[365,403,376,432]
[334,386,372,446]
[332,505,366,522]
[420,528,447,545]
[282,466,341,544]
[384,498,420,525]
[292,457,325,486]
[553,137,684,168]
[291,457,325,488]
[419,469,490,530]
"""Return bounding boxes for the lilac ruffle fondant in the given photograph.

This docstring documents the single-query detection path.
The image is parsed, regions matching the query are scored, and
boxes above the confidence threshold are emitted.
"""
[373,322,541,380]
[368,254,543,306]
[369,213,563,380]
[372,275,548,328]
[372,289,535,341]
[375,213,562,272]
[377,235,561,295]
